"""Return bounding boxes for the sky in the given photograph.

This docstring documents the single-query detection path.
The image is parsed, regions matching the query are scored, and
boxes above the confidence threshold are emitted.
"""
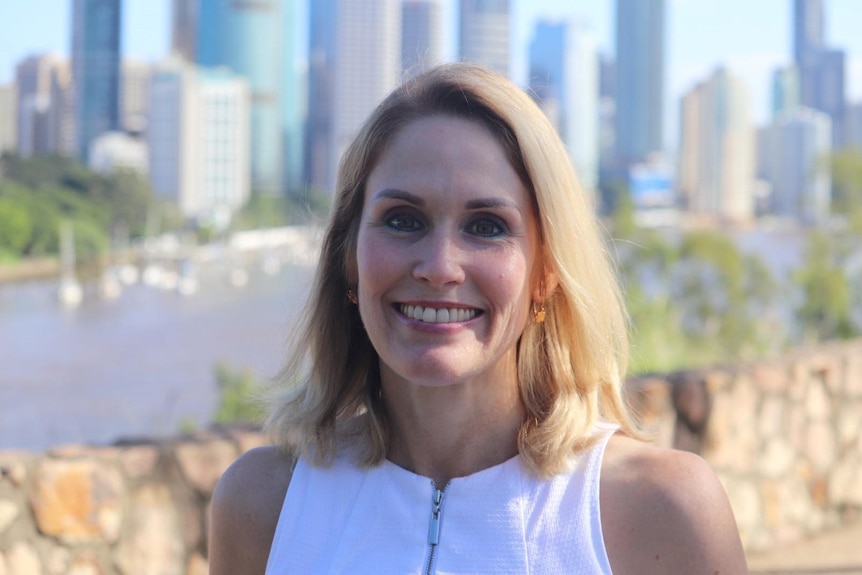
[1,0,861,146]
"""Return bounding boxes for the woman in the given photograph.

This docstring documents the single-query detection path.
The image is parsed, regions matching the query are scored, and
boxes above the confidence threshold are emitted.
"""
[209,63,748,574]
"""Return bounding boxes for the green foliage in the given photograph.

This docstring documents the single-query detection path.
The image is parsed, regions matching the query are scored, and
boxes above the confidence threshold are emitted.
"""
[792,232,857,342]
[0,154,159,262]
[0,198,33,253]
[609,189,637,240]
[234,195,293,230]
[617,226,781,374]
[829,148,862,215]
[212,362,265,425]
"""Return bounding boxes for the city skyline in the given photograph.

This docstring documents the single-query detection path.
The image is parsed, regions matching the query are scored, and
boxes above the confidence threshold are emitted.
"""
[2,0,862,135]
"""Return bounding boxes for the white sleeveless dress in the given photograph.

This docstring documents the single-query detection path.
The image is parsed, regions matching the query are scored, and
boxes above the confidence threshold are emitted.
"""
[265,422,617,574]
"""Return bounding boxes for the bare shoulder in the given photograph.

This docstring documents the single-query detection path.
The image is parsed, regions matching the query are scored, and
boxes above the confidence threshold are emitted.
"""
[209,445,296,575]
[600,434,748,574]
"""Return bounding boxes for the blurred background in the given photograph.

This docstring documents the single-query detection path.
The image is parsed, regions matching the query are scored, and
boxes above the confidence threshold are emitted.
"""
[0,0,860,450]
[0,2,861,571]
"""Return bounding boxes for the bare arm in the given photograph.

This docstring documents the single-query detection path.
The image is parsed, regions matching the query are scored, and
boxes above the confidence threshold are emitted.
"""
[602,435,749,574]
[208,446,295,575]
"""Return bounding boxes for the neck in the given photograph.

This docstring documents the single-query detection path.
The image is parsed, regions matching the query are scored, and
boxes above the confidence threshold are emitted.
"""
[381,365,524,487]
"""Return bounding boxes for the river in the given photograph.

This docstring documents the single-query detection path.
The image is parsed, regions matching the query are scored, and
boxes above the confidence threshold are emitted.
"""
[0,260,315,451]
[2,224,856,452]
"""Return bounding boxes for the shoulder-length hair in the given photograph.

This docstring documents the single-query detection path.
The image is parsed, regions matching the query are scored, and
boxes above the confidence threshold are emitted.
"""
[267,62,639,478]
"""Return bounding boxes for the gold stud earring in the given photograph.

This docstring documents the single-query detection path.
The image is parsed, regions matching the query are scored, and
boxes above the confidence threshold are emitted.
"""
[532,300,546,324]
[347,287,358,304]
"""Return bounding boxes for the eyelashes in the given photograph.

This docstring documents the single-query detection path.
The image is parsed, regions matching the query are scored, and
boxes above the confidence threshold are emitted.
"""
[381,211,510,238]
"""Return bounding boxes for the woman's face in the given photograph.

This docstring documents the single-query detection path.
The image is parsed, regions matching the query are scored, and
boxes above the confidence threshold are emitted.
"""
[355,115,540,389]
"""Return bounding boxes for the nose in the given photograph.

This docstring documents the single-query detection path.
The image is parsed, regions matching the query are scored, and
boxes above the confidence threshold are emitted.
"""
[412,229,466,287]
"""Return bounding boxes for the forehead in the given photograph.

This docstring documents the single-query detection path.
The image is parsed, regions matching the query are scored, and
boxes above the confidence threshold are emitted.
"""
[366,115,529,206]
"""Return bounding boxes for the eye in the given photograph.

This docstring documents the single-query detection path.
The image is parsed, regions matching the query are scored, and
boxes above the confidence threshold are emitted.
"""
[466,217,506,237]
[385,213,422,232]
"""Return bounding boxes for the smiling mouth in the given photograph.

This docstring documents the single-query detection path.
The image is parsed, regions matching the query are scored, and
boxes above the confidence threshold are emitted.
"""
[398,304,479,324]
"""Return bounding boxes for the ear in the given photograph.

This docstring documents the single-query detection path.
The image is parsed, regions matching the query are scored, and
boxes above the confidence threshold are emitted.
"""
[532,265,559,304]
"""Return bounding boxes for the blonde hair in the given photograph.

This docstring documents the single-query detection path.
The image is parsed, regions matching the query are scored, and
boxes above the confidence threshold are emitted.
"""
[267,63,639,477]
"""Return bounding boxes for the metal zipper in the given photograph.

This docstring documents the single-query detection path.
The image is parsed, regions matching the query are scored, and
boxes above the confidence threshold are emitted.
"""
[424,482,449,575]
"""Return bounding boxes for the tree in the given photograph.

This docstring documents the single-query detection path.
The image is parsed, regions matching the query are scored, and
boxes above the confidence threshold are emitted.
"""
[212,362,265,425]
[0,198,32,257]
[828,148,862,233]
[793,232,857,342]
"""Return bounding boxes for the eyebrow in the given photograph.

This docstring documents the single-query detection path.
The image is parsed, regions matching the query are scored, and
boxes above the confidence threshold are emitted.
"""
[371,189,519,211]
[371,189,425,206]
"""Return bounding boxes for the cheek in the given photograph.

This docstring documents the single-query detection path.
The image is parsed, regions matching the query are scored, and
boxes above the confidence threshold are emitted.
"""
[485,253,532,307]
[356,234,398,292]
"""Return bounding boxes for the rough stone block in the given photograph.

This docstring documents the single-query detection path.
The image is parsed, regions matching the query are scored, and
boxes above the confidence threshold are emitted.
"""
[751,362,789,394]
[119,445,161,480]
[173,439,238,496]
[68,556,102,575]
[845,351,862,397]
[28,458,124,544]
[114,484,185,575]
[805,421,836,473]
[0,452,31,487]
[0,499,19,534]
[45,546,70,575]
[757,396,787,438]
[758,438,796,479]
[6,543,41,575]
[804,380,831,421]
[724,477,761,537]
[830,461,862,506]
[837,408,862,449]
[670,371,710,434]
[226,427,270,455]
[186,553,208,575]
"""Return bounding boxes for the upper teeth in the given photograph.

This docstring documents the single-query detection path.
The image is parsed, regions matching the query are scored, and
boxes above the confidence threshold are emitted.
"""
[399,304,477,323]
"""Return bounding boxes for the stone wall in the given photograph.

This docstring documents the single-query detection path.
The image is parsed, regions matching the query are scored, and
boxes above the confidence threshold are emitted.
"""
[1,341,860,572]
[630,339,862,552]
[0,426,268,575]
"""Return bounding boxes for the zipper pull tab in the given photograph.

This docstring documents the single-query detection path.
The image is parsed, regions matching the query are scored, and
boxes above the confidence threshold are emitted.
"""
[428,487,445,545]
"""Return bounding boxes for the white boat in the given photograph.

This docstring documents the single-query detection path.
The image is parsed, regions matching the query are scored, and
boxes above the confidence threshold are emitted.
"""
[57,222,83,308]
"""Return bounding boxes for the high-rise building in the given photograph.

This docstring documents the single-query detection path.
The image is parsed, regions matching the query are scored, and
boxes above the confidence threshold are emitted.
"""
[459,0,510,77]
[614,0,665,170]
[771,66,799,118]
[307,0,401,193]
[72,0,122,163]
[763,107,831,223]
[172,0,197,61]
[15,55,55,156]
[0,84,18,156]
[281,0,305,193]
[46,62,75,156]
[529,19,599,193]
[793,0,845,146]
[14,54,74,157]
[678,68,755,223]
[148,59,251,219]
[402,0,443,78]
[122,59,153,135]
[197,0,285,195]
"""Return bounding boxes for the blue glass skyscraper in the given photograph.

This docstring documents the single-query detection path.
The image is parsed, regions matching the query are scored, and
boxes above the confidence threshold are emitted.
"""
[281,0,305,193]
[794,0,845,146]
[614,0,665,168]
[529,20,599,192]
[197,0,285,194]
[71,0,121,163]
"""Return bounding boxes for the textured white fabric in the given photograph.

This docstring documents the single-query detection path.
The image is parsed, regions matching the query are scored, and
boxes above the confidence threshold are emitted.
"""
[266,422,617,574]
